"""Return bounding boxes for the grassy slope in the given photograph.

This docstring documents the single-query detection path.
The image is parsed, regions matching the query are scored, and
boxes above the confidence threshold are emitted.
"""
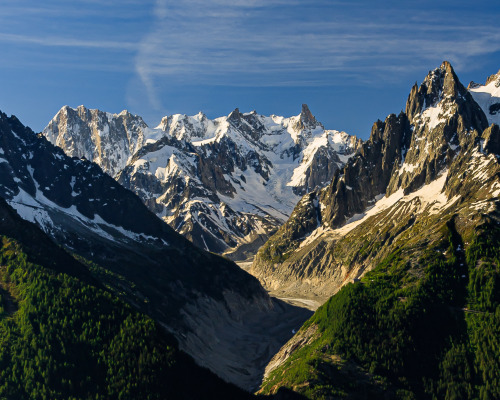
[259,215,500,400]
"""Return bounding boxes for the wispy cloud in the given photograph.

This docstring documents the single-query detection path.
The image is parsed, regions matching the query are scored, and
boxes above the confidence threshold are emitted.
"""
[0,33,138,50]
[134,0,500,110]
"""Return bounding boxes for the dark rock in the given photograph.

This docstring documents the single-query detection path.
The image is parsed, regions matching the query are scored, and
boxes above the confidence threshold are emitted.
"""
[482,124,500,155]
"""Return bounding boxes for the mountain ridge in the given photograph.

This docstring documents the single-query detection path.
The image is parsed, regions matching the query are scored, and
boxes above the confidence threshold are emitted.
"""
[251,61,498,303]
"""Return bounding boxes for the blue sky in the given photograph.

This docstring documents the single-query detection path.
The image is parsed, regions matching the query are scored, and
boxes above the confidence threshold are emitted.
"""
[0,1,499,139]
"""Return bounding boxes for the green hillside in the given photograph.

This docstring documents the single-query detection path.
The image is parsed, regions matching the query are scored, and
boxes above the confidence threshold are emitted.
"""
[0,200,251,400]
[260,220,499,399]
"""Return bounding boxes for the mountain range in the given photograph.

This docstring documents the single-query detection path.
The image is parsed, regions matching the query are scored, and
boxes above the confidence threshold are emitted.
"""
[0,61,499,399]
[43,104,361,258]
[256,62,500,399]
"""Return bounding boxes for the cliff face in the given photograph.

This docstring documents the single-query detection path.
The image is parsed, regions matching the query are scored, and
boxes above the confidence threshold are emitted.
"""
[44,105,149,177]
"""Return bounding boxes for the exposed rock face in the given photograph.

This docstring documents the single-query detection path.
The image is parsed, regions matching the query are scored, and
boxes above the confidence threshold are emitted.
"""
[0,111,312,390]
[482,123,500,154]
[321,113,413,228]
[293,104,322,132]
[388,61,488,196]
[44,105,362,258]
[44,105,148,177]
[251,62,497,302]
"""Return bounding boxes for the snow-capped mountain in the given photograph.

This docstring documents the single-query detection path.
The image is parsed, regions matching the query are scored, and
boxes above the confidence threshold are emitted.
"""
[44,104,361,258]
[251,62,499,302]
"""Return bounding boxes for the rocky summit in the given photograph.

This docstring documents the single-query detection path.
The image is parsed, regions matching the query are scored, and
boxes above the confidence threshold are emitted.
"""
[44,105,149,178]
[43,104,361,258]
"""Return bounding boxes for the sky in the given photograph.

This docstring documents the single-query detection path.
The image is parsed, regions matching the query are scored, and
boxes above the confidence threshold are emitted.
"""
[0,1,499,140]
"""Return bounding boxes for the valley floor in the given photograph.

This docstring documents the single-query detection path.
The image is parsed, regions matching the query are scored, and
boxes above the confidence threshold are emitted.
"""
[236,259,325,311]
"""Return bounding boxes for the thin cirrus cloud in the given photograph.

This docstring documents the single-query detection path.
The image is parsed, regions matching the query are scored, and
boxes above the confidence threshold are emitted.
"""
[0,33,138,51]
[1,1,498,132]
[135,0,500,110]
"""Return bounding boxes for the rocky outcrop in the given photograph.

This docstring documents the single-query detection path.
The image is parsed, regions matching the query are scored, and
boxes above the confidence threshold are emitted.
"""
[482,123,500,154]
[387,61,489,196]
[292,104,323,132]
[321,112,412,228]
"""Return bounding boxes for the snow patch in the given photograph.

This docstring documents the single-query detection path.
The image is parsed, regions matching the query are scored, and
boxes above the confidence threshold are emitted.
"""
[419,103,454,130]
[8,182,166,246]
[470,78,500,126]
[334,171,454,236]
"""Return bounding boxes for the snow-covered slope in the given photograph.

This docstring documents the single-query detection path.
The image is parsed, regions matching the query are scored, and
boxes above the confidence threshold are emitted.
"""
[45,104,362,258]
[469,70,500,126]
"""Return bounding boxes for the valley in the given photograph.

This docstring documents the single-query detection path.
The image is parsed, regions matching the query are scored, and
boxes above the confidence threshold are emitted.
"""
[0,61,498,399]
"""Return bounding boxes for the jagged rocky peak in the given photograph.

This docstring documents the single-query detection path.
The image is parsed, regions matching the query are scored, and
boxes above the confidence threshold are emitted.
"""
[467,70,500,90]
[300,103,317,126]
[406,61,469,123]
[156,111,212,141]
[292,103,323,132]
[43,105,149,177]
[391,61,489,195]
[373,61,490,199]
[227,107,242,122]
[485,69,500,86]
[321,112,411,228]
